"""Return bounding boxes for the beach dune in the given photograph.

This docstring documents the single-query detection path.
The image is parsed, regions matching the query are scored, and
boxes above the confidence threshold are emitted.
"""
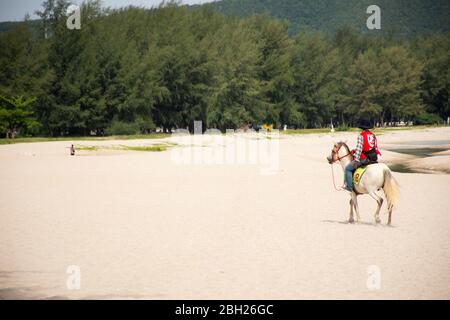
[0,127,449,299]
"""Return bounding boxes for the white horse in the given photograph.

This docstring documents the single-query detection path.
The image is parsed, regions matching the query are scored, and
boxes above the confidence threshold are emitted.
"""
[327,142,400,225]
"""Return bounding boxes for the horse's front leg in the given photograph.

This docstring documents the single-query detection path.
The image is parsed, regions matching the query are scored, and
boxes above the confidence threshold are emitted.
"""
[348,199,354,223]
[352,193,361,223]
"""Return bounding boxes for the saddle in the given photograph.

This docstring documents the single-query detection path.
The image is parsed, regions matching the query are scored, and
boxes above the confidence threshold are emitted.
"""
[353,161,377,185]
[353,166,368,185]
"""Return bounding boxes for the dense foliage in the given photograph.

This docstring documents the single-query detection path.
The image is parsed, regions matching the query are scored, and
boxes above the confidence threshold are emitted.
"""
[0,0,449,137]
[205,0,450,37]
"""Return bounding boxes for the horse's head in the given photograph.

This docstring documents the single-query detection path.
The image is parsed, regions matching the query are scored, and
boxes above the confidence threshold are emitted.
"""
[327,141,351,164]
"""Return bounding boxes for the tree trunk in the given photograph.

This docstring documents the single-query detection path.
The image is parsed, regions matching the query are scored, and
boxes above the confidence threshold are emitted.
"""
[6,128,16,139]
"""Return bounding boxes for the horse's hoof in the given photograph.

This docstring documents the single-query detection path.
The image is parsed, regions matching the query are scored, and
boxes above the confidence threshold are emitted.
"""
[376,218,381,224]
[348,218,355,224]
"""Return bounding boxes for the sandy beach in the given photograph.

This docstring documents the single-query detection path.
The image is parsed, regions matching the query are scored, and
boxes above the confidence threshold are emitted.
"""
[1,127,449,300]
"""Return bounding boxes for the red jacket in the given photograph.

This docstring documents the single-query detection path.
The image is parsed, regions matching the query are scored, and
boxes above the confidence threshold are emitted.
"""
[360,130,381,160]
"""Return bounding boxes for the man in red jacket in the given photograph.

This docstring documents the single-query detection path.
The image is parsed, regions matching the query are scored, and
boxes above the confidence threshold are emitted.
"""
[344,119,381,192]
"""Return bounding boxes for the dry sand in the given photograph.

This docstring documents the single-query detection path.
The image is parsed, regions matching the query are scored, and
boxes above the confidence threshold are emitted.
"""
[1,127,450,299]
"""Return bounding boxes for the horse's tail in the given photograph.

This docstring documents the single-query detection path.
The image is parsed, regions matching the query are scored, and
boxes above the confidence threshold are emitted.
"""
[383,168,400,211]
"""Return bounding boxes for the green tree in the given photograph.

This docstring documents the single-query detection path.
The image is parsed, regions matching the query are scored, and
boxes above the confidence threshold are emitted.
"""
[345,46,424,125]
[290,32,341,128]
[208,19,264,130]
[0,21,52,99]
[0,96,39,138]
[0,0,447,136]
[245,15,295,128]
[413,35,450,121]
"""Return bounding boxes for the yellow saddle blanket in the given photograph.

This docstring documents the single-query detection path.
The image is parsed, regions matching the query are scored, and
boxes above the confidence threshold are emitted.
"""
[353,166,368,185]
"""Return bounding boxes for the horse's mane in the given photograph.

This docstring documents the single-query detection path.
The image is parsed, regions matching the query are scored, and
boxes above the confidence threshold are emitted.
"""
[336,141,353,159]
[336,141,350,152]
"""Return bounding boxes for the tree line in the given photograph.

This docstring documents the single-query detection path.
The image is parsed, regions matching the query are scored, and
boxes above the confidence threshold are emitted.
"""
[0,0,449,137]
[205,0,450,37]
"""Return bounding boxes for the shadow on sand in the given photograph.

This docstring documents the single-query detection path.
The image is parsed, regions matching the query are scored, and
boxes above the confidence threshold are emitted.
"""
[322,220,396,228]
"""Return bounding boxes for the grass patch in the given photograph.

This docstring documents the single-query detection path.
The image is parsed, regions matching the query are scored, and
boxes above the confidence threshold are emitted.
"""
[0,133,171,145]
[120,144,175,152]
[73,142,177,153]
[75,145,100,151]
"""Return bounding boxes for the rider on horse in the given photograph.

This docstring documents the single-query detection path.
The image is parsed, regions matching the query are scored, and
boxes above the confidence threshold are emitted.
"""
[344,119,381,192]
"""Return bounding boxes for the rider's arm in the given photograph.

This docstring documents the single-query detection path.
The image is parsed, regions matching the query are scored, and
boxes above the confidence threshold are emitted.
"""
[354,135,363,162]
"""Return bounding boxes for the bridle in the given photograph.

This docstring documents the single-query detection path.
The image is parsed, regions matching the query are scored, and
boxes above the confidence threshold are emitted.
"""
[329,143,353,164]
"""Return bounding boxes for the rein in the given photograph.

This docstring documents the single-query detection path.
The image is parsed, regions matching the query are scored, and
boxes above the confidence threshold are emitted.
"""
[330,164,344,191]
[329,144,352,164]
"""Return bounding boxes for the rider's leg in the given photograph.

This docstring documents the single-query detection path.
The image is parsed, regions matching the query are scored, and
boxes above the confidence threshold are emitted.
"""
[359,158,369,167]
[346,158,369,191]
[344,161,355,191]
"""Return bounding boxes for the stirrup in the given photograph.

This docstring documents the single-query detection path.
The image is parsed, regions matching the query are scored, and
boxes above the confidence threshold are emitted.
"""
[342,185,353,192]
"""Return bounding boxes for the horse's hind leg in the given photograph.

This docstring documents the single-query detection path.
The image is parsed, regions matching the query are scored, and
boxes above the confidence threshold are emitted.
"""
[388,207,393,226]
[368,191,383,224]
[349,199,354,223]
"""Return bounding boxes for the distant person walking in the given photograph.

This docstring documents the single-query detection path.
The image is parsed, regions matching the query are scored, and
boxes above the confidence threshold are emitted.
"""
[70,144,75,156]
